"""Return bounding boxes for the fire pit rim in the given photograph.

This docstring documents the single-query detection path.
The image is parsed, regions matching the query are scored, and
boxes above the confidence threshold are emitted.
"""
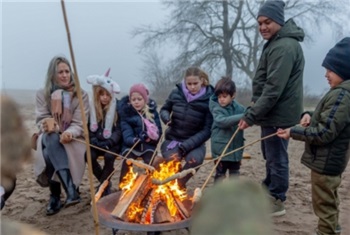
[96,192,191,232]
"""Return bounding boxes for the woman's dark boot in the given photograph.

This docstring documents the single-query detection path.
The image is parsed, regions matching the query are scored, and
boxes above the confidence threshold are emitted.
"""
[46,180,62,215]
[57,169,80,207]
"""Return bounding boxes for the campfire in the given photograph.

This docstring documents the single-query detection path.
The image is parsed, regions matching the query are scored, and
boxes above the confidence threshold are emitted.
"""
[111,160,193,224]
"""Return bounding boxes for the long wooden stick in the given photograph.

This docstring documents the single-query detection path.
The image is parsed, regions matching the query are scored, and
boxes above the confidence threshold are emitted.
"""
[201,127,240,191]
[194,132,278,171]
[72,137,123,158]
[148,111,172,166]
[60,2,99,235]
[92,140,141,203]
[148,122,168,166]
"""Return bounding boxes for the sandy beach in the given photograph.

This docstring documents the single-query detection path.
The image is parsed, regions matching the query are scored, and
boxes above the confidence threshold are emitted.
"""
[1,89,350,235]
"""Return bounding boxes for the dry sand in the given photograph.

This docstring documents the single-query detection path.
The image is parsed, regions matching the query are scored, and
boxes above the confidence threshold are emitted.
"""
[1,89,350,235]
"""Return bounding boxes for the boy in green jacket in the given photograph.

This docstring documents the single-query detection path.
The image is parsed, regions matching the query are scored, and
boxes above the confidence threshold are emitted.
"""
[209,77,245,182]
[277,37,350,235]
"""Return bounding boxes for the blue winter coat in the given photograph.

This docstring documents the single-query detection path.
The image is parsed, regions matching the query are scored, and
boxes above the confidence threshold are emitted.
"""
[209,95,245,162]
[119,96,162,155]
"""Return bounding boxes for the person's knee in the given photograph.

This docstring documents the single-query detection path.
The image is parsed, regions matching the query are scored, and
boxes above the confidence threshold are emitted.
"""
[44,132,60,140]
[187,154,204,167]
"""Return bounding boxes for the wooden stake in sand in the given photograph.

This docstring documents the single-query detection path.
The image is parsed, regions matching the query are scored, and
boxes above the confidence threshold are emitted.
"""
[60,1,99,234]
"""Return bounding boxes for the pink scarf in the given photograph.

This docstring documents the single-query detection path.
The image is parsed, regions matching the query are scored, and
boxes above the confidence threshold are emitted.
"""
[51,83,75,132]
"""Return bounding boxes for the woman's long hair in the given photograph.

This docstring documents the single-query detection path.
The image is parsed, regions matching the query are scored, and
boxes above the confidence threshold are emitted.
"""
[93,86,118,125]
[43,56,75,101]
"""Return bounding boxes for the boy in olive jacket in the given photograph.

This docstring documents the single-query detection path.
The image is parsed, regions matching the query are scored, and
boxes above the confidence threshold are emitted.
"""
[277,37,350,235]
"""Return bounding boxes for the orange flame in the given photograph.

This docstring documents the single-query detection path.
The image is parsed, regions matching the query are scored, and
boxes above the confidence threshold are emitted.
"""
[119,166,138,196]
[121,160,188,222]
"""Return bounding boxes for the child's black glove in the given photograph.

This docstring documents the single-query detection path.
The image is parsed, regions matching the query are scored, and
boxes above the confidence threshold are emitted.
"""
[95,140,112,150]
[178,144,187,157]
[90,137,99,146]
[139,131,149,142]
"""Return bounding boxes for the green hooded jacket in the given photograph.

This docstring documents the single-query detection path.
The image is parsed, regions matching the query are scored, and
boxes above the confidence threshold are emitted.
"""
[209,95,245,162]
[243,19,305,127]
[290,80,350,176]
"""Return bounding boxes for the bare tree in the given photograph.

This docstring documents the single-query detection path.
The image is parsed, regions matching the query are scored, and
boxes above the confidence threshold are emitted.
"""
[133,0,348,89]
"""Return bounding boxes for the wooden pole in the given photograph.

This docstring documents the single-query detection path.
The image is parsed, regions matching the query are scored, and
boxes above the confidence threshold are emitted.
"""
[60,1,99,234]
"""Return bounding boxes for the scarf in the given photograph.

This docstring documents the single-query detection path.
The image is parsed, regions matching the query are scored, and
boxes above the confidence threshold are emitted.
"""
[181,80,206,103]
[51,82,75,132]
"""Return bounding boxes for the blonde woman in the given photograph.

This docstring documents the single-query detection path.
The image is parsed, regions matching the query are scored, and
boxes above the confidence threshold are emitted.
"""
[34,56,89,215]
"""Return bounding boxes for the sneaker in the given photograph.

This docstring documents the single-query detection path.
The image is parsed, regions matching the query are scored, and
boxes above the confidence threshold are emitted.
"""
[270,198,286,217]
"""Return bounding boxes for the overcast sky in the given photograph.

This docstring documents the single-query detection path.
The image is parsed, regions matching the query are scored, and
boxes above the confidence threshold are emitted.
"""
[0,1,346,95]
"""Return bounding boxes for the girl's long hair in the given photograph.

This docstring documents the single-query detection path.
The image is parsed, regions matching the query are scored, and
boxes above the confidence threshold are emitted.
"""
[140,104,154,122]
[93,86,118,125]
[185,66,209,86]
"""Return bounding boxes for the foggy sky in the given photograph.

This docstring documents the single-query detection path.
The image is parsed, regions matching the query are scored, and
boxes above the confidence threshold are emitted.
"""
[0,1,344,95]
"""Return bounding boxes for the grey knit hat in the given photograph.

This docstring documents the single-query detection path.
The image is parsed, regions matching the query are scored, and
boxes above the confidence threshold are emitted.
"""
[257,0,285,26]
[322,37,350,81]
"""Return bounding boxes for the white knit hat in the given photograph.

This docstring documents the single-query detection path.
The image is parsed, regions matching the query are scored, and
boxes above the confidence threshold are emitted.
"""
[86,68,120,138]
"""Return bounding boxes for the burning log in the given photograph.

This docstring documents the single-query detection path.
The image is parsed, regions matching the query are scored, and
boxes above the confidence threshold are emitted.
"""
[173,194,190,219]
[153,201,172,223]
[111,160,194,224]
[111,174,151,221]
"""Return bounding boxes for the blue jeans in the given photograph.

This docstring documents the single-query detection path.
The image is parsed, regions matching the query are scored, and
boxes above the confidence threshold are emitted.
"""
[261,126,289,202]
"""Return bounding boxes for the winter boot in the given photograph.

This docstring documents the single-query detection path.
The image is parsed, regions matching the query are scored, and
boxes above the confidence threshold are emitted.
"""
[57,169,80,207]
[46,180,62,215]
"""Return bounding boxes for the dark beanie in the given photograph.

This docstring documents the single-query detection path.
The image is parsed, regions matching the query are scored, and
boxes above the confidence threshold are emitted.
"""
[257,0,285,26]
[322,37,350,81]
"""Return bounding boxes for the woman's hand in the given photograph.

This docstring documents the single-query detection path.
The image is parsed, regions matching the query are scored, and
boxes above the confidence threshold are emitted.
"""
[60,131,73,144]
[41,118,58,133]
[276,128,291,140]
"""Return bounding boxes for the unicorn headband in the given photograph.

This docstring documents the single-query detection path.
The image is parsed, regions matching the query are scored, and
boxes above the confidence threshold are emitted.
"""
[86,68,120,138]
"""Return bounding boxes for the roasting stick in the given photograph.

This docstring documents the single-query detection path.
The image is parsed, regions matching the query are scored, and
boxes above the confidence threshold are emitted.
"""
[151,128,240,187]
[190,128,240,205]
[72,137,155,202]
[191,131,279,204]
[72,138,155,172]
[148,111,173,167]
[93,140,142,203]
[152,168,196,185]
[200,127,240,192]
[73,137,123,158]
[60,1,99,234]
[195,132,278,170]
[148,122,169,167]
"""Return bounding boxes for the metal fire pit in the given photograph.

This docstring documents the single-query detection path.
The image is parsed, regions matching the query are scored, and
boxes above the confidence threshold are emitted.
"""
[96,191,192,235]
